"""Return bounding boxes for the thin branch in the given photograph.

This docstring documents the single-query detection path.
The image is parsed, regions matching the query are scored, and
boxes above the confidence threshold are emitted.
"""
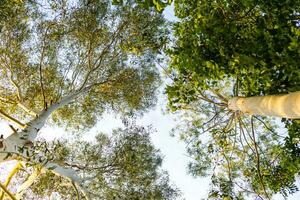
[0,182,16,200]
[233,181,263,199]
[195,88,227,108]
[233,77,239,96]
[202,108,224,127]
[251,117,270,200]
[78,23,126,92]
[241,117,268,160]
[0,162,23,200]
[0,109,26,129]
[253,116,285,138]
[15,166,42,200]
[223,113,235,132]
[206,85,228,102]
[72,181,80,200]
[0,96,14,104]
[222,151,233,182]
[238,117,255,155]
[17,103,38,116]
[0,57,22,100]
[38,29,49,110]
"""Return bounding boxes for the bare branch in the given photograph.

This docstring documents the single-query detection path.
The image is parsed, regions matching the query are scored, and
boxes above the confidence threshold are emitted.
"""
[253,116,285,138]
[78,22,126,92]
[195,88,227,108]
[207,85,228,102]
[250,117,270,200]
[72,181,80,200]
[238,117,255,155]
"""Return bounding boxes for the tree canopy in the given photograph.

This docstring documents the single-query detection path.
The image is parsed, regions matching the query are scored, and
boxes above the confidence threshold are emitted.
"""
[0,0,179,199]
[166,0,300,199]
[0,0,169,130]
[113,0,172,12]
[1,0,300,199]
[12,125,179,200]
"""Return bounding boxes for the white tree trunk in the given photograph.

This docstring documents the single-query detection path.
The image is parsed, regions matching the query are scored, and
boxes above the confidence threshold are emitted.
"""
[0,89,88,163]
[228,91,300,118]
[0,85,96,198]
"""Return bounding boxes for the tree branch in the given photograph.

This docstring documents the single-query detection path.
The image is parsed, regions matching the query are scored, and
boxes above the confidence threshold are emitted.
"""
[44,162,90,200]
[0,182,16,200]
[16,103,38,116]
[0,56,22,100]
[0,96,14,104]
[250,117,270,200]
[15,166,41,200]
[0,109,26,129]
[0,162,23,200]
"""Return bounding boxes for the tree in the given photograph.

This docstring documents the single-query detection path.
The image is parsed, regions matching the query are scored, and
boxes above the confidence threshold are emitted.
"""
[0,0,178,198]
[3,125,179,200]
[113,0,172,12]
[167,0,300,199]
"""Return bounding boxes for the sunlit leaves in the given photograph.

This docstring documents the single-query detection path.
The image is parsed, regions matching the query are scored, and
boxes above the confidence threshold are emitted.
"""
[26,125,180,199]
[0,0,167,130]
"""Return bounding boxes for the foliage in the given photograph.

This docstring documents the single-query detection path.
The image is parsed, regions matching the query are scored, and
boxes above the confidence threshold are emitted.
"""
[167,0,300,198]
[0,0,168,130]
[169,0,300,98]
[113,0,172,12]
[0,0,178,199]
[12,125,180,199]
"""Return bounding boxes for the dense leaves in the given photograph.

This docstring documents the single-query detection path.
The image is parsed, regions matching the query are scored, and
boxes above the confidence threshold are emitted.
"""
[113,0,172,12]
[169,0,300,97]
[166,0,300,199]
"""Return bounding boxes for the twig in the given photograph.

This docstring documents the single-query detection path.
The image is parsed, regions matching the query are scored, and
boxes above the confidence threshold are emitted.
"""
[251,117,270,200]
[0,109,26,129]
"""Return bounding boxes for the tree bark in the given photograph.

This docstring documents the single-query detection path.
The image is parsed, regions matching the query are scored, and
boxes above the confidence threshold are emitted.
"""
[15,167,41,200]
[228,91,300,118]
[44,162,90,200]
[0,162,23,200]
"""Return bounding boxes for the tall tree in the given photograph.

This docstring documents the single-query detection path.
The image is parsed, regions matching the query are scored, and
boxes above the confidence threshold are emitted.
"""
[167,0,300,199]
[2,125,179,200]
[0,0,176,198]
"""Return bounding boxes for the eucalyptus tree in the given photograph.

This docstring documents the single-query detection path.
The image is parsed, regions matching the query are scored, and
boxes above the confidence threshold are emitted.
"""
[0,0,175,199]
[166,0,300,199]
[5,125,179,200]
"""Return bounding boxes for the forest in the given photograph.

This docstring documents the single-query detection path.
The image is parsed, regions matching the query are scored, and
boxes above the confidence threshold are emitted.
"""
[0,0,299,199]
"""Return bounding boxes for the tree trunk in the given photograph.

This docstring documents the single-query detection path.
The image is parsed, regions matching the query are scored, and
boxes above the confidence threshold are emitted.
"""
[228,91,300,118]
[0,86,97,198]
